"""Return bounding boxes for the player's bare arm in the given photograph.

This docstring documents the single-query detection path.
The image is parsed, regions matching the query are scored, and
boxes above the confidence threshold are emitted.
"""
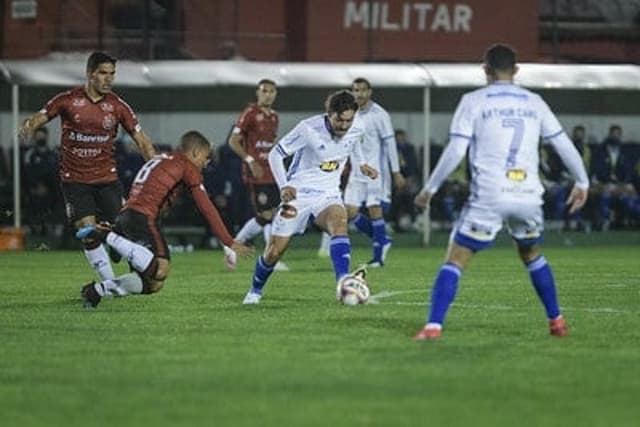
[360,164,378,180]
[131,130,156,161]
[280,186,296,203]
[19,112,49,142]
[229,133,264,178]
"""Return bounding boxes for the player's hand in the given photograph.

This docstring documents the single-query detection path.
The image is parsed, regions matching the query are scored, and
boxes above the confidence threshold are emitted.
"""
[248,161,264,179]
[414,190,432,210]
[281,186,296,203]
[566,185,588,214]
[393,172,406,190]
[230,240,254,258]
[360,164,378,180]
[18,119,32,143]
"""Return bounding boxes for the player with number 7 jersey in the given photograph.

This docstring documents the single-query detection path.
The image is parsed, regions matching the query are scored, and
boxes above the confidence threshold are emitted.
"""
[413,43,589,341]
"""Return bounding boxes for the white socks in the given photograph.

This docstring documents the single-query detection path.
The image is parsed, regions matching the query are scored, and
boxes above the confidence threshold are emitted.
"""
[96,273,143,297]
[105,232,154,272]
[84,245,115,281]
[235,218,263,243]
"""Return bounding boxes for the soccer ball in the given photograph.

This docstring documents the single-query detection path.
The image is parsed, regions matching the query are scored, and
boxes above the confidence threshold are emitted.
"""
[336,274,370,306]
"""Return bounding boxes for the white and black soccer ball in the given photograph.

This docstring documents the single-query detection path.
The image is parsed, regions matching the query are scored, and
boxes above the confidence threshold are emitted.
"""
[336,274,370,306]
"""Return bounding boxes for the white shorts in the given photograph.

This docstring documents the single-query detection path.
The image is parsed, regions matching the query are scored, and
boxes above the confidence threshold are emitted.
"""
[271,188,344,237]
[344,179,386,208]
[454,201,544,249]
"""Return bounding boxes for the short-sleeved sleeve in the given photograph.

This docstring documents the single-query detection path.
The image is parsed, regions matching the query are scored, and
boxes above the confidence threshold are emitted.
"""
[449,94,475,138]
[41,91,70,120]
[539,97,564,140]
[275,122,308,157]
[234,106,255,135]
[117,98,142,135]
[378,109,395,140]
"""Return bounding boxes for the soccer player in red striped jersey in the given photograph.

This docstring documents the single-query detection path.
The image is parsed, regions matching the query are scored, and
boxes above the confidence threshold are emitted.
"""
[19,51,156,284]
[76,131,253,308]
[227,79,289,270]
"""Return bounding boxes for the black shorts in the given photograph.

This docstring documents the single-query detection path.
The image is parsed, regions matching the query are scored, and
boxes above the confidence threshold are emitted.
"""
[248,183,281,213]
[114,209,170,260]
[61,181,123,225]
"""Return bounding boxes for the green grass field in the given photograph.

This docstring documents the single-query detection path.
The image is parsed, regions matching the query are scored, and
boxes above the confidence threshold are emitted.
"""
[1,236,639,427]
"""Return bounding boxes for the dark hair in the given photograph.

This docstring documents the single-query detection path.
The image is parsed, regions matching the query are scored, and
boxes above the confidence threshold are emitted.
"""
[86,51,117,73]
[609,124,622,133]
[352,77,371,89]
[484,43,517,73]
[326,90,358,115]
[180,130,211,151]
[257,78,276,88]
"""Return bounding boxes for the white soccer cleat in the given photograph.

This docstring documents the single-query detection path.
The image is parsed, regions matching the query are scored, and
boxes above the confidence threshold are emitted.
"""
[242,291,262,305]
[223,245,237,270]
[317,248,330,258]
[273,261,290,271]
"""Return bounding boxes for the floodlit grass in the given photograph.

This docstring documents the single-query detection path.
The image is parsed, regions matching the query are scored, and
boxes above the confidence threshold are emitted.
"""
[1,240,639,427]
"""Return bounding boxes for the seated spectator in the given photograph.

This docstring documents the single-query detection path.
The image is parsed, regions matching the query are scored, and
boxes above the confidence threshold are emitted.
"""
[590,124,637,230]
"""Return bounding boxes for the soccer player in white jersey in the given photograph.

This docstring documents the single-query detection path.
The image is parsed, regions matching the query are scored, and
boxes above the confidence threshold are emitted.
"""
[413,44,589,340]
[242,90,378,304]
[340,78,405,267]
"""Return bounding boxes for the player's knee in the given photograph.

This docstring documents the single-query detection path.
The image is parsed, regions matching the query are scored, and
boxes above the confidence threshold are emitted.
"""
[517,244,539,263]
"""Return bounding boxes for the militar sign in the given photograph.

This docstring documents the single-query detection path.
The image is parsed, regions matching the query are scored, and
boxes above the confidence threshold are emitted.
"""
[289,0,538,62]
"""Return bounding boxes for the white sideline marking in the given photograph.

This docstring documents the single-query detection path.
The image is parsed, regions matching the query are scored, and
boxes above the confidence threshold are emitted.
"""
[369,288,631,314]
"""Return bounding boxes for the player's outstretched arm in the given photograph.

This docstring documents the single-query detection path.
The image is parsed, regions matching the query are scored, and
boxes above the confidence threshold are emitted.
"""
[131,130,156,161]
[19,112,49,143]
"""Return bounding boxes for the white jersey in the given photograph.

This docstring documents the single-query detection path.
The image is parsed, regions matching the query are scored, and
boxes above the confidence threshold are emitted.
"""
[272,114,366,195]
[449,82,570,205]
[348,101,399,183]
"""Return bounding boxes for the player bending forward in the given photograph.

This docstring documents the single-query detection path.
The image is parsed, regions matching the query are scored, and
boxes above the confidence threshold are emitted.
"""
[242,90,378,304]
[77,131,253,308]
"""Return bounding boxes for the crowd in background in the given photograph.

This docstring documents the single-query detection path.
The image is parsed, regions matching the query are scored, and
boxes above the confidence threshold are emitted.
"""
[2,124,640,247]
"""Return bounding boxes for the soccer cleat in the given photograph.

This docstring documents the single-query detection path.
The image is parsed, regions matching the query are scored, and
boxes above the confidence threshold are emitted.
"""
[549,316,568,337]
[242,290,262,305]
[75,222,111,243]
[413,326,442,341]
[273,261,290,272]
[317,248,330,258]
[381,239,393,262]
[80,281,101,309]
[366,259,383,268]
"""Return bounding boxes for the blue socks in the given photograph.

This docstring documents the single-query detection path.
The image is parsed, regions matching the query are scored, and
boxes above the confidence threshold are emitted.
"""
[250,256,275,294]
[427,263,462,325]
[352,213,372,238]
[527,256,561,319]
[371,218,387,262]
[330,235,351,282]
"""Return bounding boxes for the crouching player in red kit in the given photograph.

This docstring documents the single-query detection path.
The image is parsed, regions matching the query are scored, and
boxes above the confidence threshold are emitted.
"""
[76,131,253,308]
